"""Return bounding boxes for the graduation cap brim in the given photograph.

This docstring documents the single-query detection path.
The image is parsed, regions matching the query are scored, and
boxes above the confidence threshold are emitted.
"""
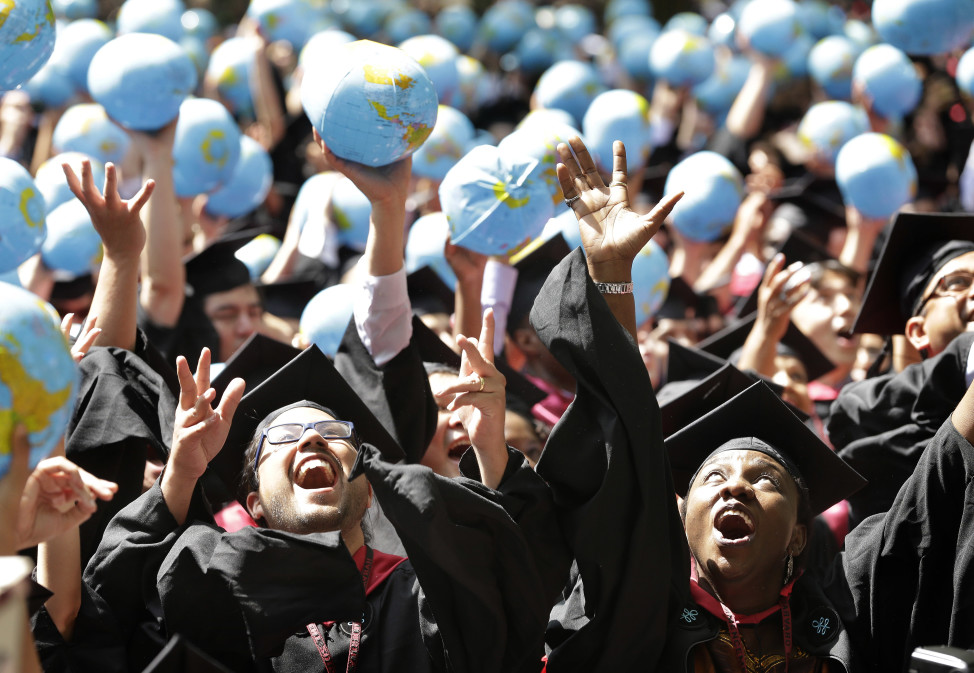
[852,212,974,336]
[664,381,866,514]
[183,228,270,296]
[658,275,720,321]
[141,635,234,673]
[665,339,728,384]
[696,312,835,383]
[509,233,572,332]
[659,363,756,438]
[407,266,456,316]
[210,333,301,400]
[258,278,321,320]
[209,345,405,504]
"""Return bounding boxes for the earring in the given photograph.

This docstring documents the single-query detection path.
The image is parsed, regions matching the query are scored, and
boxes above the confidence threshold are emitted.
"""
[784,554,794,585]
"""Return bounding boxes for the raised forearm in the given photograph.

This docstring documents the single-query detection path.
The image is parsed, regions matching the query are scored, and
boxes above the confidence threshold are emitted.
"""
[140,153,185,326]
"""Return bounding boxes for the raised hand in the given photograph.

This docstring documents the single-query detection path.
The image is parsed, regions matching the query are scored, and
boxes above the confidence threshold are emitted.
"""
[756,254,811,343]
[314,132,412,211]
[59,313,102,363]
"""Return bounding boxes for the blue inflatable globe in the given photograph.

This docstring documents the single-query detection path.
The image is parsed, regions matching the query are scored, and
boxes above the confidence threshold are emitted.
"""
[605,0,652,24]
[835,132,917,218]
[412,105,474,181]
[707,13,737,49]
[21,61,74,108]
[385,8,432,45]
[88,34,197,131]
[435,5,477,52]
[498,120,583,203]
[737,0,801,57]
[330,176,371,251]
[632,239,670,327]
[807,35,859,99]
[300,29,356,71]
[0,283,78,475]
[872,0,974,56]
[0,269,21,285]
[398,34,459,102]
[181,8,218,40]
[35,152,105,211]
[338,0,384,38]
[180,35,209,77]
[608,14,660,49]
[51,0,97,19]
[515,28,571,75]
[694,55,751,114]
[439,144,554,256]
[843,19,877,49]
[797,100,869,165]
[247,0,313,48]
[41,199,101,275]
[171,97,243,197]
[534,60,605,126]
[405,211,457,287]
[541,207,582,250]
[52,103,130,165]
[618,31,657,80]
[479,0,535,53]
[958,47,974,98]
[798,0,845,39]
[0,0,56,91]
[450,54,491,113]
[649,30,715,87]
[299,284,356,358]
[301,40,438,167]
[48,18,112,92]
[117,0,184,42]
[664,12,708,36]
[583,89,652,171]
[776,31,814,79]
[852,44,922,119]
[664,151,745,242]
[207,37,256,116]
[0,159,45,274]
[206,136,273,218]
[234,233,280,280]
[516,107,578,131]
[555,5,597,42]
[289,172,336,260]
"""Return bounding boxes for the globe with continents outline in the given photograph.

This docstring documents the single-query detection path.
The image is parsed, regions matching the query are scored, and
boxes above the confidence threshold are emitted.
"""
[171,97,242,197]
[797,100,869,165]
[35,152,105,211]
[206,135,273,219]
[0,158,46,274]
[835,132,917,219]
[301,40,438,168]
[234,233,280,280]
[405,211,457,288]
[41,198,102,276]
[52,103,131,165]
[0,0,57,91]
[411,104,475,181]
[0,282,78,477]
[330,176,371,252]
[664,150,745,242]
[632,239,671,327]
[498,120,583,204]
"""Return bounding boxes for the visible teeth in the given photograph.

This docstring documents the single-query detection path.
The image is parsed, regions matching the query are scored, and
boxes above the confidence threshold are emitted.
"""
[718,510,754,529]
[297,458,335,486]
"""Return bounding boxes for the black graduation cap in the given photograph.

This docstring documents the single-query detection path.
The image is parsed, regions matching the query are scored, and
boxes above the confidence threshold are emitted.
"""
[210,333,300,400]
[257,277,321,320]
[659,363,757,438]
[208,345,405,504]
[141,635,234,673]
[664,381,867,514]
[664,339,728,384]
[851,211,974,336]
[768,175,847,243]
[657,275,720,321]
[695,312,835,382]
[183,230,262,297]
[733,228,836,318]
[49,273,94,301]
[407,266,455,317]
[508,234,571,335]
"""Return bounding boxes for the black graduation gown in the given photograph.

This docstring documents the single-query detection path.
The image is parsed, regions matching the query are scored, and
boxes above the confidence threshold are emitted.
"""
[827,332,974,527]
[535,249,974,672]
[84,444,570,673]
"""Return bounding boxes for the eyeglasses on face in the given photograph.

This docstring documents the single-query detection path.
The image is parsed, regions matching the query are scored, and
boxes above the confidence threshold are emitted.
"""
[252,420,357,476]
[917,270,974,312]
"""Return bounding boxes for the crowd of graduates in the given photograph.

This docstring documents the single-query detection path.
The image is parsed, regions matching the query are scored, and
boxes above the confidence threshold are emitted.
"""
[4,0,974,670]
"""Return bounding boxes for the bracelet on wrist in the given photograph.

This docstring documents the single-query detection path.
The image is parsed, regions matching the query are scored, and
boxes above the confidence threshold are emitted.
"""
[595,281,634,295]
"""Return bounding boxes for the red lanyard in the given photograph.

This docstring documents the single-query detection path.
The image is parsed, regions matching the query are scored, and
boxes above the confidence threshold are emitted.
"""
[719,595,793,673]
[306,546,374,673]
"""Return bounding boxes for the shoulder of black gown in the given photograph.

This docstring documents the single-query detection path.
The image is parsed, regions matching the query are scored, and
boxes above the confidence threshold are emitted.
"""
[530,248,690,672]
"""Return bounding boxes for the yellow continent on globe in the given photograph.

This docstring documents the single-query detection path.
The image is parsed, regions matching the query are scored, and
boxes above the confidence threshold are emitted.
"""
[202,130,229,167]
[492,182,531,209]
[19,187,42,228]
[363,65,415,90]
[0,0,13,31]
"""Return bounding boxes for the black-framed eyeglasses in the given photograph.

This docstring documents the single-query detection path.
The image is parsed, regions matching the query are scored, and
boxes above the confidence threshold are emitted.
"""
[916,270,974,313]
[252,420,357,476]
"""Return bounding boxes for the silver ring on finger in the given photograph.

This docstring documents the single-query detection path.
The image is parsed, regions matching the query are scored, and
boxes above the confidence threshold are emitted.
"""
[565,194,581,207]
[609,181,627,188]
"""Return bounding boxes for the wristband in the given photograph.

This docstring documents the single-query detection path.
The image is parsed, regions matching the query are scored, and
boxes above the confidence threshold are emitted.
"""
[595,282,634,295]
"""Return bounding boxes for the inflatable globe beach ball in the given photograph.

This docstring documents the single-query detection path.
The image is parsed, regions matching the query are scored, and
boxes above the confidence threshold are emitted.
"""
[852,44,922,119]
[234,233,280,280]
[41,199,102,275]
[51,0,97,20]
[618,32,657,81]
[35,152,105,211]
[664,151,745,242]
[435,5,477,52]
[0,283,78,474]
[412,105,475,181]
[608,14,660,50]
[0,0,56,91]
[330,177,371,251]
[385,8,432,45]
[299,284,357,358]
[21,61,74,108]
[479,0,536,53]
[664,12,708,36]
[835,132,917,219]
[450,54,491,113]
[736,0,801,58]
[117,0,185,42]
[797,100,869,165]
[498,121,583,203]
[798,0,845,40]
[707,13,737,49]
[208,37,256,115]
[958,47,974,98]
[776,31,814,79]
[515,28,570,75]
[405,211,457,287]
[49,18,113,93]
[337,0,385,38]
[247,0,313,48]
[807,35,859,99]
[181,8,218,40]
[649,30,715,87]
[52,103,130,165]
[534,60,606,127]
[300,29,356,71]
[605,0,652,25]
[694,55,751,115]
[206,135,273,219]
[398,34,459,104]
[88,34,197,131]
[632,239,670,327]
[439,144,554,256]
[555,5,597,43]
[180,35,209,77]
[0,159,45,274]
[583,89,652,171]
[516,107,578,131]
[843,19,878,49]
[172,98,243,198]
[872,0,974,56]
[302,40,438,167]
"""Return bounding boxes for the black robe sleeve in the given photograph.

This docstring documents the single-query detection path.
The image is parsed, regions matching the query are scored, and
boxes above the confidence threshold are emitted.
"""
[531,249,690,671]
[828,332,974,526]
[824,417,974,672]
